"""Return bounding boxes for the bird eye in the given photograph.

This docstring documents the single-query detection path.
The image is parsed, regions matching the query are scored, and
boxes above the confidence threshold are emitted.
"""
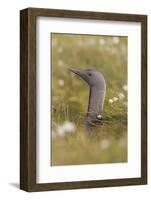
[88,73,92,76]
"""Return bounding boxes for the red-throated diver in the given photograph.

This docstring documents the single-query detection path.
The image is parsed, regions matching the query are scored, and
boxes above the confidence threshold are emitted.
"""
[70,68,106,130]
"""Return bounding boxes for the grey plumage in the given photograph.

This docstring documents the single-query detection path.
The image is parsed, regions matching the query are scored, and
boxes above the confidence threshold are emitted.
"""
[70,68,106,130]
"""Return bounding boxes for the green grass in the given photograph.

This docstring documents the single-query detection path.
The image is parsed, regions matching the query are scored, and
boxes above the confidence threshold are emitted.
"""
[51,33,128,166]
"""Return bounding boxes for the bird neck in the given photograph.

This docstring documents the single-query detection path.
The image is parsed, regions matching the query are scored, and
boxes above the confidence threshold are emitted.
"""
[87,86,105,122]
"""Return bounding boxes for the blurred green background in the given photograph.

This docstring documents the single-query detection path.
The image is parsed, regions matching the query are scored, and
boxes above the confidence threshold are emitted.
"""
[51,33,128,166]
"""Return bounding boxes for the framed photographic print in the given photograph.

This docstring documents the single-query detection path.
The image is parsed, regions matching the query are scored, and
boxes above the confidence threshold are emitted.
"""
[20,8,147,192]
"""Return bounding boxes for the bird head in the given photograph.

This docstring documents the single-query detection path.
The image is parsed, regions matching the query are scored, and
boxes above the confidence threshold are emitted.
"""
[69,68,105,89]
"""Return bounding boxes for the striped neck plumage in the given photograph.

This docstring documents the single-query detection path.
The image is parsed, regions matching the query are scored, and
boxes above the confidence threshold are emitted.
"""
[86,86,105,127]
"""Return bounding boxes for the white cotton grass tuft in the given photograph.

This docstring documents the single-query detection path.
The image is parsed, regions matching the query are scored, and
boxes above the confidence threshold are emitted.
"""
[57,59,64,66]
[97,114,102,120]
[113,97,118,102]
[56,121,76,137]
[123,84,128,91]
[109,99,113,104]
[100,139,110,150]
[58,79,64,87]
[57,126,65,136]
[52,40,56,47]
[99,39,105,46]
[57,47,63,53]
[109,92,126,104]
[112,37,120,44]
[118,93,125,100]
[109,97,118,104]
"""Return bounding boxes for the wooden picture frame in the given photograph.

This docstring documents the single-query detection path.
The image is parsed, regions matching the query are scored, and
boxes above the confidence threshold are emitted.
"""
[20,7,147,192]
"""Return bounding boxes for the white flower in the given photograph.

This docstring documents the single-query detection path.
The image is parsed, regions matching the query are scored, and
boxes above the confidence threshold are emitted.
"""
[97,114,102,120]
[52,40,57,47]
[57,47,63,53]
[57,125,65,136]
[58,60,64,66]
[100,139,110,150]
[63,121,76,132]
[56,121,76,137]
[99,39,105,46]
[113,97,118,102]
[109,99,113,104]
[123,84,128,91]
[112,37,120,44]
[58,79,64,87]
[118,93,125,100]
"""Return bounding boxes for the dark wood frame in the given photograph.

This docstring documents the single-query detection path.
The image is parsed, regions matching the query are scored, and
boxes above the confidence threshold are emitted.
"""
[20,7,147,192]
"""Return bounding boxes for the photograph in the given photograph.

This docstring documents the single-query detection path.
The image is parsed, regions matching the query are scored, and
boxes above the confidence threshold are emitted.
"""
[51,33,128,166]
[20,7,147,191]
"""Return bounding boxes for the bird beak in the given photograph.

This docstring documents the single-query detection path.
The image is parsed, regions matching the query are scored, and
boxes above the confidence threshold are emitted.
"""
[69,68,83,76]
[69,68,87,83]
